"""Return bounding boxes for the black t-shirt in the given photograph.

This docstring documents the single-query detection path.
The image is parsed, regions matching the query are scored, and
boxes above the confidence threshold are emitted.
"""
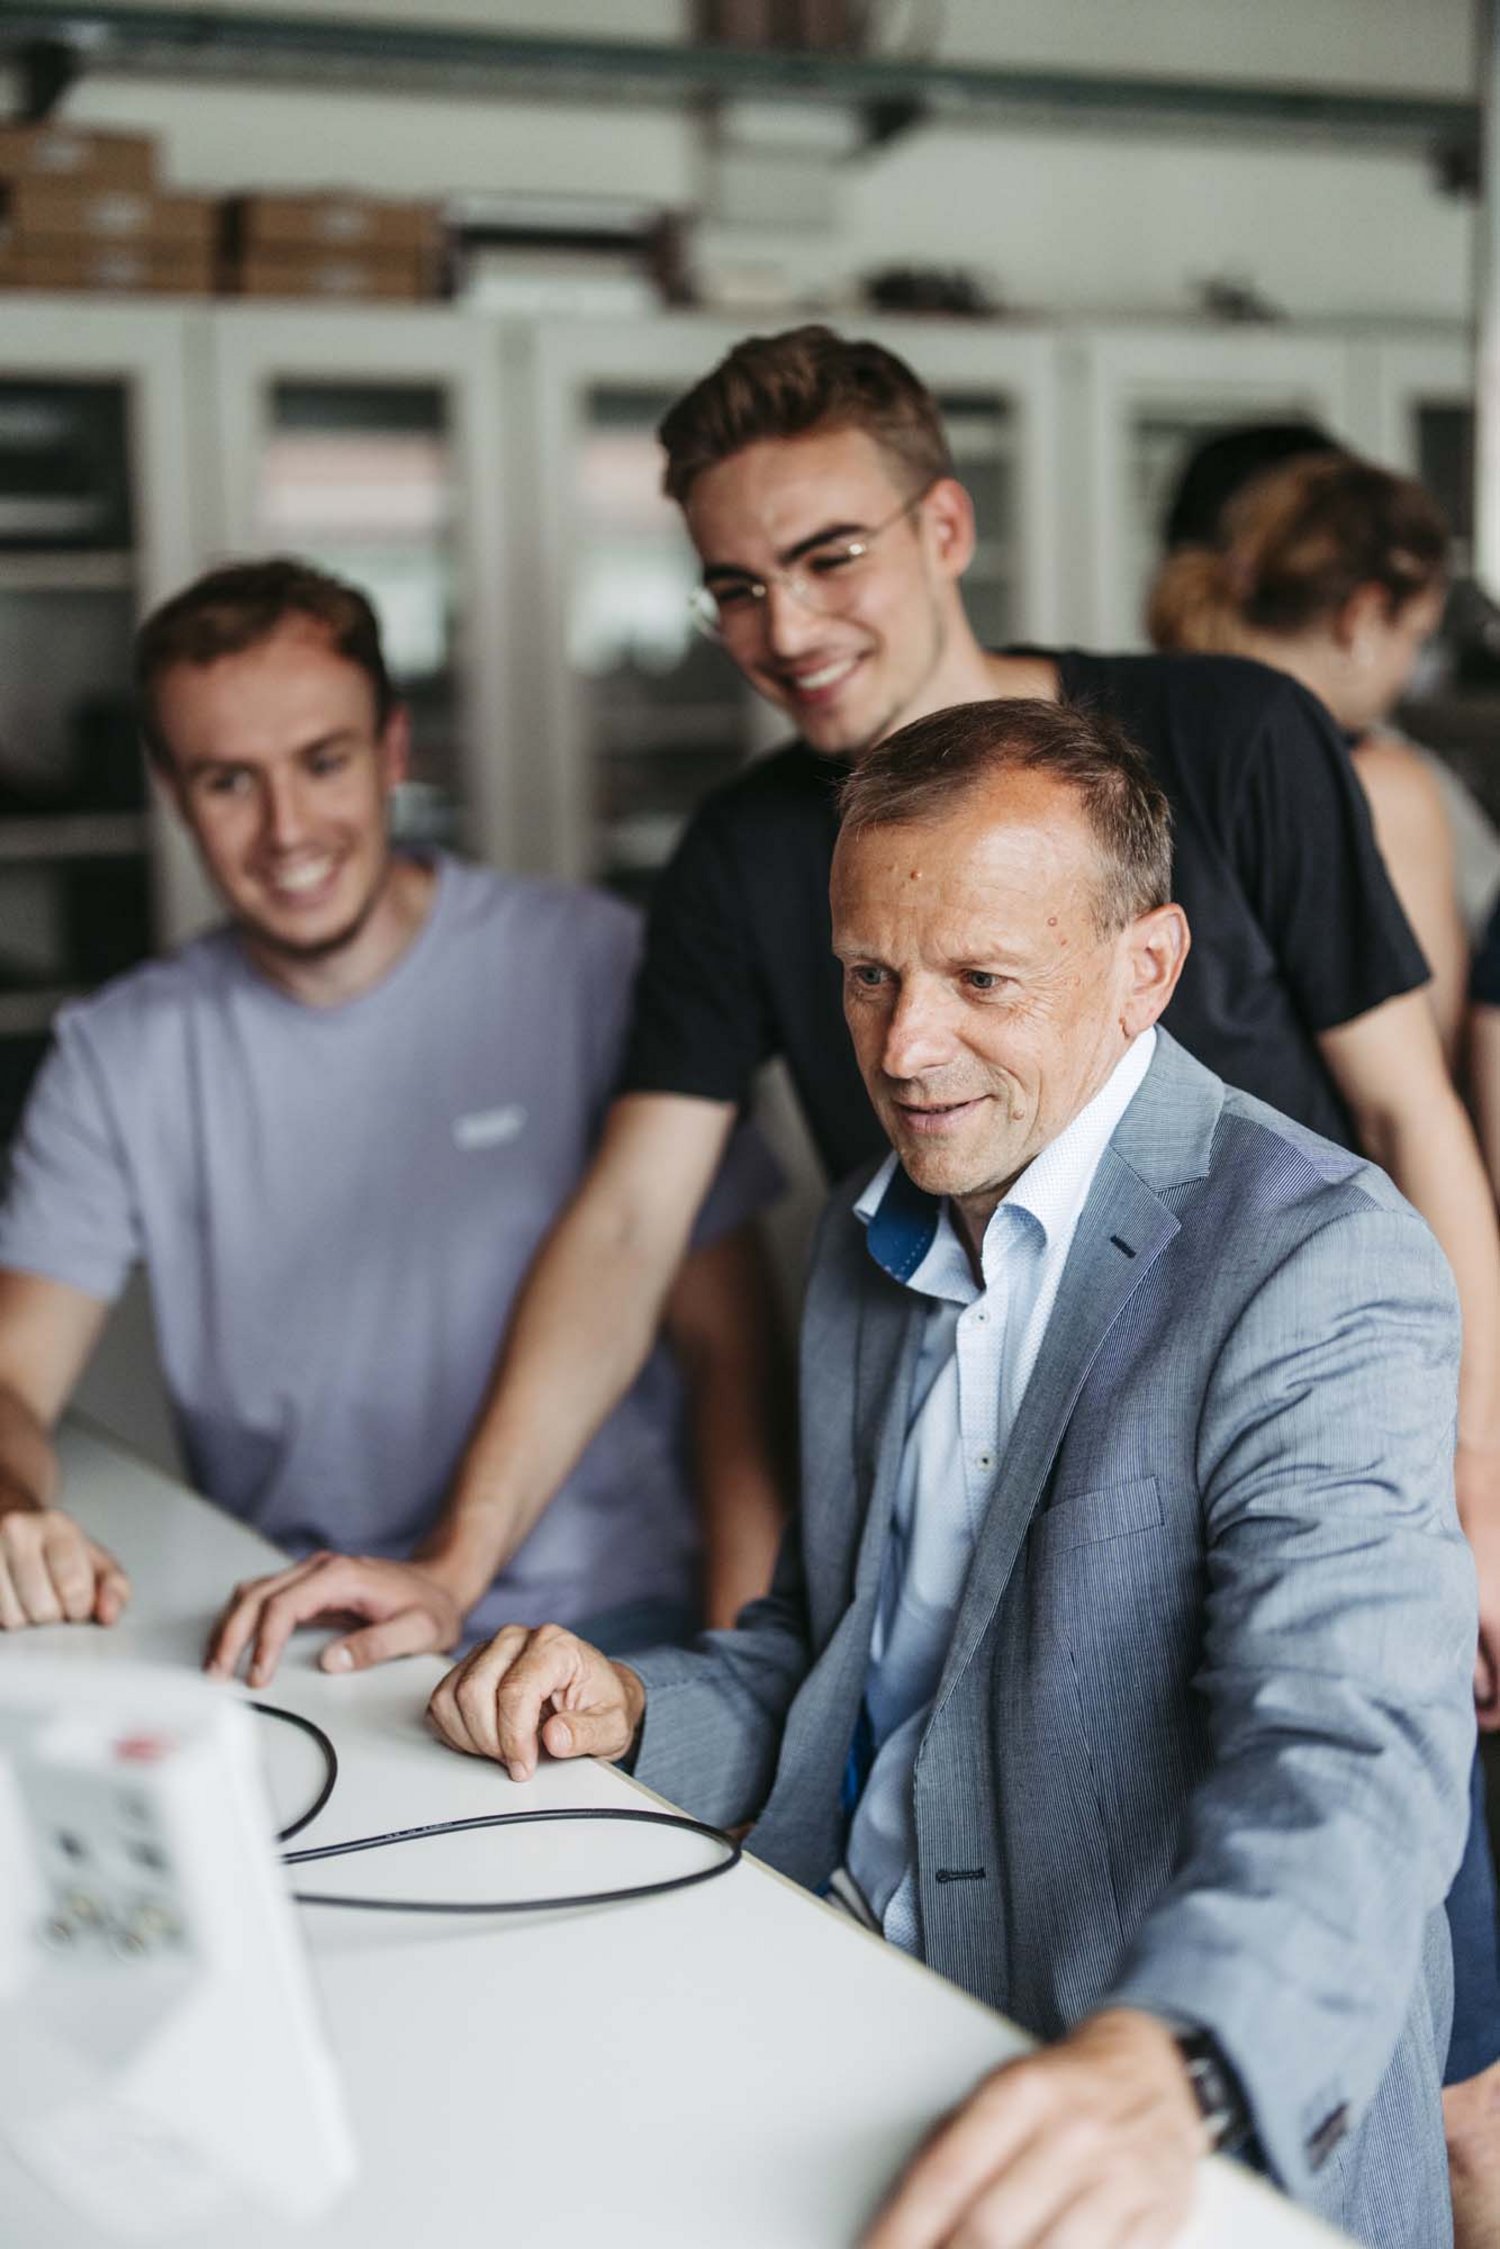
[620,649,1429,1177]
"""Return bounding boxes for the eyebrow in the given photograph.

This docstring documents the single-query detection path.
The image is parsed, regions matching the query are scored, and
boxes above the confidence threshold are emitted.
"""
[701,519,870,585]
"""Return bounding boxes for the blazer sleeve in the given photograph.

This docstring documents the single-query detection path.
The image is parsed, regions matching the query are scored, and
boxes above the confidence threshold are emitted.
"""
[628,1521,815,1829]
[1107,1200,1475,2200]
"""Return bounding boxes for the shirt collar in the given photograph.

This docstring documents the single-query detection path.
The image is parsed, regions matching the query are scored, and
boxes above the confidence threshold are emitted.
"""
[855,1028,1157,1290]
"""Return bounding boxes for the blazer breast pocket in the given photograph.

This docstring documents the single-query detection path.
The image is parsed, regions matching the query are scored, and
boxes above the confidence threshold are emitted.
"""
[1034,1475,1163,1553]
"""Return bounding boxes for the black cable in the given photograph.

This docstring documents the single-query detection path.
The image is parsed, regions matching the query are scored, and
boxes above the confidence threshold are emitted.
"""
[252,1698,339,1843]
[251,1700,742,1913]
[284,1807,741,1913]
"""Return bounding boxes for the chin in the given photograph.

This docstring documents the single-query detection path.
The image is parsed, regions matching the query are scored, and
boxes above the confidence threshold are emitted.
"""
[890,1141,966,1198]
[246,892,371,962]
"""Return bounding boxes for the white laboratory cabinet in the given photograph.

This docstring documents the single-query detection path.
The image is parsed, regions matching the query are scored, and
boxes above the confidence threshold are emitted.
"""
[201,304,513,873]
[1068,323,1361,648]
[0,299,202,1128]
[1351,331,1475,567]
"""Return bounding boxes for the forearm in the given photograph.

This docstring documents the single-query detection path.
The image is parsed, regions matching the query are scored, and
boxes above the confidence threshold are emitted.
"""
[669,1227,794,1630]
[417,1206,680,1609]
[1471,1007,1500,1198]
[0,1381,61,1514]
[694,1436,789,1633]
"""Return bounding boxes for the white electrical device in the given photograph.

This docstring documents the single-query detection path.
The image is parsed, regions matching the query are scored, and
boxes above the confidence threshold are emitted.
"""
[0,1659,357,2241]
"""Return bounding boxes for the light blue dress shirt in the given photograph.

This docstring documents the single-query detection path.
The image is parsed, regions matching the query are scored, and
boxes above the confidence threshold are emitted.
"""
[845,1029,1157,1954]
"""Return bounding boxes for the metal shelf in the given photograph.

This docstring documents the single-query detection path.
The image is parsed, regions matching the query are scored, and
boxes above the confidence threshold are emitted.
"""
[0,813,148,860]
[0,986,80,1036]
[0,551,135,593]
[0,7,1475,155]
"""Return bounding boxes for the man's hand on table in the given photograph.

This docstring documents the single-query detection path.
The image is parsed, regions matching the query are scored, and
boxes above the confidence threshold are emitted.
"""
[204,1551,465,1686]
[862,2009,1207,2249]
[426,1624,644,1781]
[0,1502,129,1628]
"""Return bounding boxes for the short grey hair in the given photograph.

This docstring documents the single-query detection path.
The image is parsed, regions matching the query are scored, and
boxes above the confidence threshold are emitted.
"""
[837,697,1174,935]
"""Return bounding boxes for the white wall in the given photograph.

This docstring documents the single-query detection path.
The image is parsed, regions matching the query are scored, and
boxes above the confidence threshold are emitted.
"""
[840,127,1472,322]
[25,0,1480,321]
[930,0,1474,94]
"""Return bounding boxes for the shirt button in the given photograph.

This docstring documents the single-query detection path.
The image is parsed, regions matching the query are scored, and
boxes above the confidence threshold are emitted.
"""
[973,1309,988,1324]
[977,1450,994,1470]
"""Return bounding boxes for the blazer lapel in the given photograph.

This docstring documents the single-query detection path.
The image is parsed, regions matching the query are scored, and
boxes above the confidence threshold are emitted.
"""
[930,1147,1179,1720]
[849,1268,925,1601]
[749,1261,923,1882]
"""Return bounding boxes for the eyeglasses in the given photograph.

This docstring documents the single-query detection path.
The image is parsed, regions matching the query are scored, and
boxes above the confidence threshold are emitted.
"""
[688,482,935,644]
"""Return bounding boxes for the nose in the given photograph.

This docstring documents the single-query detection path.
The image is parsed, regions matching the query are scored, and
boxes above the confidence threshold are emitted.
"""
[879,980,955,1083]
[759,575,826,660]
[261,766,311,852]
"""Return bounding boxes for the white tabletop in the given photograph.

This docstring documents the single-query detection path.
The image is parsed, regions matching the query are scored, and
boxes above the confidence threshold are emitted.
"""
[0,1421,1349,2249]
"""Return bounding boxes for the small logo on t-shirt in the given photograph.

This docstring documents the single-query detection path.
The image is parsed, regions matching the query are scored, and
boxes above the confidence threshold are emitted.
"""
[454,1104,526,1151]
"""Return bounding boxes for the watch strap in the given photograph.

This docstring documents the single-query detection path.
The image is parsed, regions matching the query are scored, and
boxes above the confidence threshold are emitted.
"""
[1173,2027,1251,2155]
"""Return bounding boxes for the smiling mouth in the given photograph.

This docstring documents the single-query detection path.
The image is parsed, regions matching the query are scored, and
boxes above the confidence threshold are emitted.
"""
[779,654,862,702]
[895,1095,985,1131]
[263,855,340,903]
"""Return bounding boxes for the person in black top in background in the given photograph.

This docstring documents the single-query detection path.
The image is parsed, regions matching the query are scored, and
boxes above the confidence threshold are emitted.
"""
[263,328,1500,1996]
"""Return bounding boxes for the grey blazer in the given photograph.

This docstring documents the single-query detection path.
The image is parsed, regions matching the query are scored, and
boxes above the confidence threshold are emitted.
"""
[632,1033,1477,2247]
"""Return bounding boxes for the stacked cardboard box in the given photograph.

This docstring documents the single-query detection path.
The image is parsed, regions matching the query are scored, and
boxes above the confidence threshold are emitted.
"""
[0,126,218,293]
[697,0,853,47]
[223,195,444,301]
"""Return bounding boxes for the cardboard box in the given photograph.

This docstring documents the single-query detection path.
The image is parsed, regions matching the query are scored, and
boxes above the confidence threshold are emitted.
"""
[0,124,157,189]
[226,247,438,301]
[2,178,219,249]
[0,234,214,294]
[697,0,777,42]
[697,0,852,44]
[231,194,442,258]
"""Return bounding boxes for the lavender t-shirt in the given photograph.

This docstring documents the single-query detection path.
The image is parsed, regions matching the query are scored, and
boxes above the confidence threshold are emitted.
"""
[0,855,781,1632]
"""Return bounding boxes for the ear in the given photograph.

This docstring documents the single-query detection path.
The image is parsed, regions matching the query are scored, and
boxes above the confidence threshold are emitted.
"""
[380,703,412,790]
[1119,904,1191,1036]
[1332,582,1389,655]
[919,476,976,582]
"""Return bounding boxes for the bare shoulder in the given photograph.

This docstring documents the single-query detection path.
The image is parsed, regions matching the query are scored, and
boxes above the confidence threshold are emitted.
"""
[1352,732,1451,827]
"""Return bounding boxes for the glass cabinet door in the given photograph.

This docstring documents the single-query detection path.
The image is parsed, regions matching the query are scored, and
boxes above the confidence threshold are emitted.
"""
[522,318,1063,893]
[1077,327,1357,646]
[252,379,463,847]
[565,380,756,901]
[1359,337,1474,567]
[1354,335,1494,833]
[0,304,196,1139]
[206,308,511,870]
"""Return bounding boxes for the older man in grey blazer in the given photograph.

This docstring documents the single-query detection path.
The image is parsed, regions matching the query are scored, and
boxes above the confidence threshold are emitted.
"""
[429,698,1476,2249]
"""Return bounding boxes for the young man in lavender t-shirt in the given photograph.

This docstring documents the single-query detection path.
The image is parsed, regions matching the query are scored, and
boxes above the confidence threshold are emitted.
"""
[0,561,786,1681]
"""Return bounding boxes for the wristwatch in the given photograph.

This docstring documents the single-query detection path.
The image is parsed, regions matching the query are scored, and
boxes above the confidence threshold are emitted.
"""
[1173,2027,1252,2155]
